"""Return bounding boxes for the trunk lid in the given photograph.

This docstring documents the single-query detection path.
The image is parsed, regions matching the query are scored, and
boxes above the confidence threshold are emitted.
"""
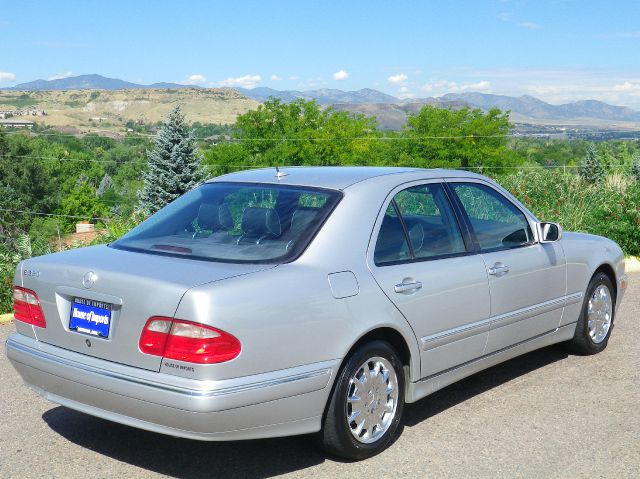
[18,245,274,371]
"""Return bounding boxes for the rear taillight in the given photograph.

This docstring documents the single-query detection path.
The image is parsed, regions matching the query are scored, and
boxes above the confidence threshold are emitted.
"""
[139,317,241,364]
[13,286,46,328]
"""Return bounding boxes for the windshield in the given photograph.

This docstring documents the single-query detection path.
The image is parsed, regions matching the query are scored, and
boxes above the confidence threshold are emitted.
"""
[111,182,342,263]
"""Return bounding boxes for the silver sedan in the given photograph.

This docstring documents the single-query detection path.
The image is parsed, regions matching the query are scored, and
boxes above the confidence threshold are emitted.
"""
[6,167,628,460]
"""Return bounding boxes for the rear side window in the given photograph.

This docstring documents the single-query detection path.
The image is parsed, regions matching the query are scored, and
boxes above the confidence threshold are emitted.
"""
[112,182,341,263]
[374,204,411,265]
[451,182,533,251]
[374,183,466,265]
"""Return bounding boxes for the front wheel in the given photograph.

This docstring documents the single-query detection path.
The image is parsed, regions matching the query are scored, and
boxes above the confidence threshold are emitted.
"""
[318,340,405,460]
[568,272,615,355]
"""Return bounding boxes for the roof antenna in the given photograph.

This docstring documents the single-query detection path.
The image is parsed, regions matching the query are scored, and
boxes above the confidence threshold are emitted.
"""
[275,166,288,179]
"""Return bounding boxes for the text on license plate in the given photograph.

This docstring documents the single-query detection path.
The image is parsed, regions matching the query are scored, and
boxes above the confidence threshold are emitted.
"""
[69,297,112,338]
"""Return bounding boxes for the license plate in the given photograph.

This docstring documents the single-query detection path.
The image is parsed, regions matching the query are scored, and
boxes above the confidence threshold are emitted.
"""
[69,297,112,338]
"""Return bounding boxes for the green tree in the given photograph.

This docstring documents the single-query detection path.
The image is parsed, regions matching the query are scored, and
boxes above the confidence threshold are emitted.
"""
[579,144,607,183]
[203,98,382,175]
[399,106,519,170]
[60,182,107,223]
[138,106,204,214]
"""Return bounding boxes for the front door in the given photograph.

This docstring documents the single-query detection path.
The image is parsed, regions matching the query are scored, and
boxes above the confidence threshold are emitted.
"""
[368,181,491,378]
[447,180,567,353]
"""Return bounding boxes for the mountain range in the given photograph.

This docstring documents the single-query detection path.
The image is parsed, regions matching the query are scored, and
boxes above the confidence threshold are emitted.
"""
[235,86,398,104]
[3,74,192,91]
[3,74,640,127]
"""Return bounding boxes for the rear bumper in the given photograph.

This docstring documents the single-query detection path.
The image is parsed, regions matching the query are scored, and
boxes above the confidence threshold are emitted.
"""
[6,332,338,441]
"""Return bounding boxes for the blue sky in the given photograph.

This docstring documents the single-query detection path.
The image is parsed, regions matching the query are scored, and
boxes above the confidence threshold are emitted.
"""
[1,0,640,107]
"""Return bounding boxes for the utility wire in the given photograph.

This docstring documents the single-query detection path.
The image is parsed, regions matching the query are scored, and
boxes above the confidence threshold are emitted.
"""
[4,128,640,142]
[0,208,113,221]
[0,153,143,164]
[0,153,633,170]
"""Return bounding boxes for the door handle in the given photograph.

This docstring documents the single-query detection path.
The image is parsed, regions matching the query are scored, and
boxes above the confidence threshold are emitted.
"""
[488,263,510,276]
[394,280,422,294]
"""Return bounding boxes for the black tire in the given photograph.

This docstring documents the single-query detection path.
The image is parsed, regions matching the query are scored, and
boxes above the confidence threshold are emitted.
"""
[567,272,616,355]
[318,340,405,460]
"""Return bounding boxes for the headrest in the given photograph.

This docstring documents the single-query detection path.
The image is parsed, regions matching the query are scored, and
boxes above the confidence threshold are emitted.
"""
[197,204,233,231]
[290,208,317,236]
[408,223,424,253]
[241,207,282,237]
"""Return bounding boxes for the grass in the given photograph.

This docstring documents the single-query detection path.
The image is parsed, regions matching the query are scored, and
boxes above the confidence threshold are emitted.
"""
[0,93,38,108]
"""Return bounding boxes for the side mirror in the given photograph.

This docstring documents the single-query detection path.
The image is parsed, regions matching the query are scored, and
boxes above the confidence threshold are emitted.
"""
[538,222,562,243]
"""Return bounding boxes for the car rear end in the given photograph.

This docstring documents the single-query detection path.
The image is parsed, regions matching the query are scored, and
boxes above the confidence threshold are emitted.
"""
[5,181,344,440]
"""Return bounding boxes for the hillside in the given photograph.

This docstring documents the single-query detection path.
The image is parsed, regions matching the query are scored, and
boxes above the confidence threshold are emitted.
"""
[332,99,469,130]
[0,88,258,132]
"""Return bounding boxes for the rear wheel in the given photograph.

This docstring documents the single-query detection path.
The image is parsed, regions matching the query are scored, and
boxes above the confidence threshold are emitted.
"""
[568,272,615,355]
[318,340,405,460]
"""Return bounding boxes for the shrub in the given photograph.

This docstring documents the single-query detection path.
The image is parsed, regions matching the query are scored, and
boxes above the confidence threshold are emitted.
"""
[499,170,640,256]
[631,153,640,182]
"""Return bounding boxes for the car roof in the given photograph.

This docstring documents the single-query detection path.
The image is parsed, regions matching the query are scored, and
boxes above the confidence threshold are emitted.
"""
[208,166,486,190]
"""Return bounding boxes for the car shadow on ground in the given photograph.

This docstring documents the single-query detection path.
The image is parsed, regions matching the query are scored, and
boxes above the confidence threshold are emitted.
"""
[43,344,569,478]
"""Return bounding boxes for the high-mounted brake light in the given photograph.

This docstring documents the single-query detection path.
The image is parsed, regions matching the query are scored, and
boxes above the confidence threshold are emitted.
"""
[13,286,46,328]
[139,317,241,364]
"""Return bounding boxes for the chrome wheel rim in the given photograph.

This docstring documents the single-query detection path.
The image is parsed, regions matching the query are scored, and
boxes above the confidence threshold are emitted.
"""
[345,356,398,444]
[587,284,613,344]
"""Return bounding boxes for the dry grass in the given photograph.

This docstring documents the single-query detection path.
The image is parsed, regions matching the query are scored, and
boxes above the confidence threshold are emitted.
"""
[0,88,260,132]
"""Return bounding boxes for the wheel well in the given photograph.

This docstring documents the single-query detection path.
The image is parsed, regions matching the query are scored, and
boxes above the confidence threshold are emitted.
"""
[347,327,411,368]
[594,263,617,300]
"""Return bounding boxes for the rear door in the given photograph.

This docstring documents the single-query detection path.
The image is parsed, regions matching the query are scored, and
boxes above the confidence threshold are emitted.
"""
[447,180,566,353]
[368,180,491,378]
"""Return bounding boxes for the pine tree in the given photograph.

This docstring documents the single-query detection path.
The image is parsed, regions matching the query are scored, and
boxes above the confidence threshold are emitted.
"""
[138,106,204,214]
[578,144,606,183]
[631,152,640,182]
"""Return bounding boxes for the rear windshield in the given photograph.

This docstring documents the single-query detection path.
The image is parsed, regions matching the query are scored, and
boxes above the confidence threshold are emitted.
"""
[111,182,342,263]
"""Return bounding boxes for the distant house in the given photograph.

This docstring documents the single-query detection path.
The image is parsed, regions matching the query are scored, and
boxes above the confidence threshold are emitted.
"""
[0,118,35,129]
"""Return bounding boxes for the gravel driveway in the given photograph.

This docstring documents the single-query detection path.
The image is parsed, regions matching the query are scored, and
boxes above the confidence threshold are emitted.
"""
[1,274,638,478]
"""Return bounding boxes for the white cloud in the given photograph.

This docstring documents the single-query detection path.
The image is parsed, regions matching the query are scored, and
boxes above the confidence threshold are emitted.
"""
[526,80,640,104]
[183,74,207,85]
[416,67,640,108]
[614,31,640,38]
[397,86,415,100]
[219,74,261,89]
[333,69,349,81]
[421,79,492,94]
[517,21,543,30]
[612,81,640,95]
[288,75,300,80]
[270,75,282,81]
[48,71,73,81]
[0,71,16,82]
[388,73,408,85]
[497,12,512,22]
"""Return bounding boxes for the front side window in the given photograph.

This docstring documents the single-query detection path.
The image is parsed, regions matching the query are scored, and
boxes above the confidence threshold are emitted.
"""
[451,182,533,251]
[374,183,466,265]
[112,182,341,263]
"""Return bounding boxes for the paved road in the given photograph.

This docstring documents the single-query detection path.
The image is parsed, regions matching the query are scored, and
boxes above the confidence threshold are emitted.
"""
[1,276,638,479]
